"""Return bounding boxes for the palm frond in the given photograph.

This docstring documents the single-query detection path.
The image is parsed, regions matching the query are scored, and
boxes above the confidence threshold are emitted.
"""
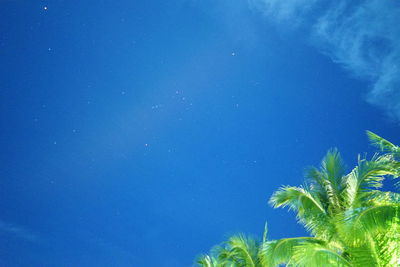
[290,241,350,267]
[320,149,346,190]
[260,237,330,267]
[341,155,397,209]
[370,190,400,205]
[207,234,261,267]
[344,244,380,267]
[374,230,400,266]
[367,131,400,157]
[269,186,326,215]
[224,235,258,267]
[262,222,268,244]
[304,149,345,214]
[337,203,400,267]
[346,204,400,237]
[196,254,219,267]
[258,222,269,267]
[269,186,334,237]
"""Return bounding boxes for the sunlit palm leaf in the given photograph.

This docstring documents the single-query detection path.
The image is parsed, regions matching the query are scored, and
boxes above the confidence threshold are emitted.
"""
[290,241,350,267]
[341,155,397,209]
[305,149,345,213]
[196,254,219,267]
[370,190,400,205]
[344,204,400,239]
[224,235,258,267]
[269,186,333,237]
[269,186,326,216]
[259,237,324,267]
[367,131,400,157]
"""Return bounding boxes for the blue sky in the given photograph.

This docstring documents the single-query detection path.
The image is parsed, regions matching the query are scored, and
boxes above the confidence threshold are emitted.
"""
[1,0,399,266]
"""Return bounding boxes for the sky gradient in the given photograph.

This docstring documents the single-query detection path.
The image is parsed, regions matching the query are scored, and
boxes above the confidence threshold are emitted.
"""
[1,0,400,266]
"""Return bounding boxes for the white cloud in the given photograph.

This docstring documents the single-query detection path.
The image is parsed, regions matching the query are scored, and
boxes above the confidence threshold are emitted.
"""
[0,220,38,242]
[251,0,400,120]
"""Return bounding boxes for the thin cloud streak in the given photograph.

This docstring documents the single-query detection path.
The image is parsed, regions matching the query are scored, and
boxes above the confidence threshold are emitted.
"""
[0,220,38,242]
[250,0,400,120]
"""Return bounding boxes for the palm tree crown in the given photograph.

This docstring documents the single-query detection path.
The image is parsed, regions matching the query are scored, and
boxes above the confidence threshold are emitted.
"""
[196,132,400,267]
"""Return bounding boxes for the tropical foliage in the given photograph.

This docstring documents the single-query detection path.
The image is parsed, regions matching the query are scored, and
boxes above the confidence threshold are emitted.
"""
[195,131,400,267]
[196,222,270,267]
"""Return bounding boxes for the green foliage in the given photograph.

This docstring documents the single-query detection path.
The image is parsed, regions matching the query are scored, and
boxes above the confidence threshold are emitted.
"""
[367,131,400,158]
[195,132,400,267]
[195,229,269,267]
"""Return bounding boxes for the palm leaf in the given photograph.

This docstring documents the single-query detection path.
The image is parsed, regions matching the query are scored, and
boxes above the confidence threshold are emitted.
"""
[224,235,258,267]
[367,131,400,157]
[269,186,326,216]
[341,155,397,209]
[370,190,400,205]
[346,204,400,237]
[261,237,344,267]
[305,149,345,214]
[196,254,219,267]
[290,241,350,267]
[269,186,334,237]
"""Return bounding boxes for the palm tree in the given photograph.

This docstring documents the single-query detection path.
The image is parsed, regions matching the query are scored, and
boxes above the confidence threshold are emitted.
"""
[196,132,400,267]
[196,224,269,267]
[263,132,400,266]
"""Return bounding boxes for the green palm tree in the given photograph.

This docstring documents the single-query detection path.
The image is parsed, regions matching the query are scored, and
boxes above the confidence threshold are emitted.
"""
[196,132,400,267]
[264,132,400,267]
[196,224,269,267]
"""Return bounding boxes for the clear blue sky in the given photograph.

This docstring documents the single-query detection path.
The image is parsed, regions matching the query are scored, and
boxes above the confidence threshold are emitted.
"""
[1,0,399,266]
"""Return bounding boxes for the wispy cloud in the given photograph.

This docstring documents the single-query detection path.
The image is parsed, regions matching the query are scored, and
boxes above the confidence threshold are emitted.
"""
[0,220,38,242]
[250,0,400,121]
